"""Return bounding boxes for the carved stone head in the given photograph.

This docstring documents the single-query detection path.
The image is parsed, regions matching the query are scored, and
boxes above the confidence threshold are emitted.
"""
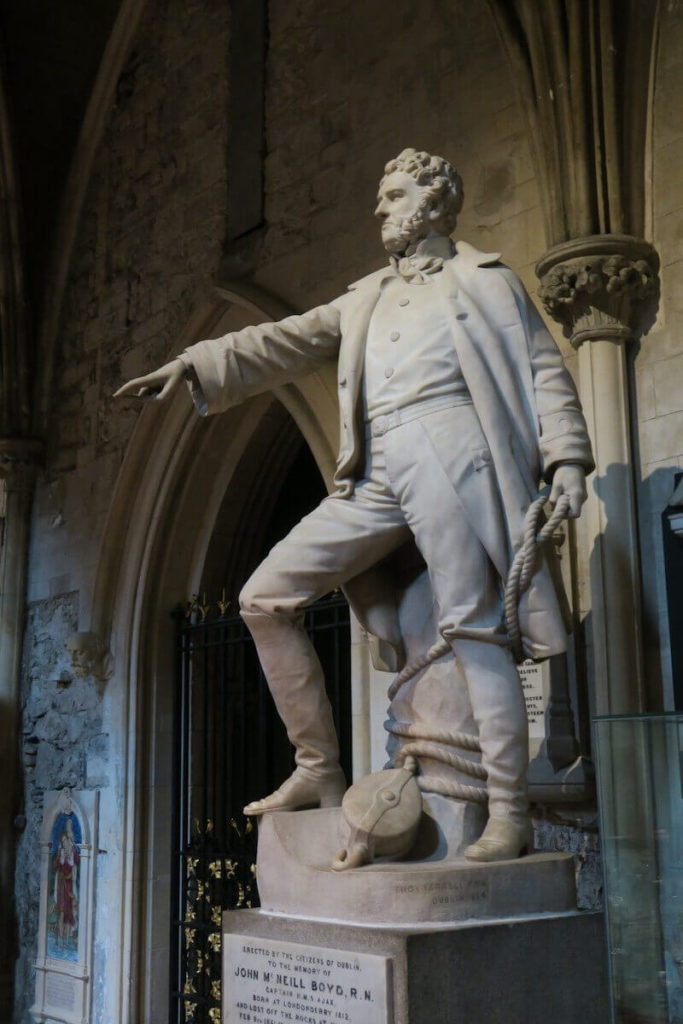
[375,148,464,254]
[66,631,113,682]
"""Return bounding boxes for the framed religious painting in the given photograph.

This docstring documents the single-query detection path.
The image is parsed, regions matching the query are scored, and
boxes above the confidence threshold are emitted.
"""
[31,788,98,1024]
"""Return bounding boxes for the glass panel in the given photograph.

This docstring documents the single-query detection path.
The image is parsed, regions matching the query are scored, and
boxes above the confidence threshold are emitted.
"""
[594,714,683,1024]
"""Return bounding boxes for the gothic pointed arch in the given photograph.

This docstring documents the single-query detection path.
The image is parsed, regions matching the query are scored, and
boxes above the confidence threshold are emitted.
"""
[82,281,342,1018]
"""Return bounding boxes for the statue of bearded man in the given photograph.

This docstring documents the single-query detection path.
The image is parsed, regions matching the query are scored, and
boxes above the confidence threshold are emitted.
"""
[116,148,593,862]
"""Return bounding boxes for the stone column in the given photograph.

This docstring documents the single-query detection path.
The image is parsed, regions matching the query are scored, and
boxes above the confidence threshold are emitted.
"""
[0,438,41,1019]
[536,235,659,715]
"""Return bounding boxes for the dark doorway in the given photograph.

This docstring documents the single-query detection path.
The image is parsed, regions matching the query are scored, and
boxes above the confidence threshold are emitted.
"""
[169,404,352,1024]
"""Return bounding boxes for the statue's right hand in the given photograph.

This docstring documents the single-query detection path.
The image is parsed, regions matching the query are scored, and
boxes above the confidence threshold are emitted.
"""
[113,358,186,402]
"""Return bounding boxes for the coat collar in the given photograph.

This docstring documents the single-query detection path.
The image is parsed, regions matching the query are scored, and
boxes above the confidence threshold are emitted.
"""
[346,237,502,291]
[452,238,502,268]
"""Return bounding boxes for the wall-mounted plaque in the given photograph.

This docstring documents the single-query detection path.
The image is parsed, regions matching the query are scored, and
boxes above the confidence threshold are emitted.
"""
[30,788,99,1024]
[223,934,391,1023]
[519,659,549,755]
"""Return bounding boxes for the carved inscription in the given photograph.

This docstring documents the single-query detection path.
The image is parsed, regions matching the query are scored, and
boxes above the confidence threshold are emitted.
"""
[45,971,77,1012]
[223,935,390,1024]
[392,875,489,913]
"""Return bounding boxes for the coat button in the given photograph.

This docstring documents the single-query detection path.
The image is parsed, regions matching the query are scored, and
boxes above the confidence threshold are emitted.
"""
[390,331,400,342]
[399,298,410,306]
[385,367,394,378]
[339,376,347,387]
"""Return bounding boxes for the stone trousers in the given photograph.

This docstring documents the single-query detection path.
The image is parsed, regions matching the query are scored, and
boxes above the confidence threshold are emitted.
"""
[240,403,529,816]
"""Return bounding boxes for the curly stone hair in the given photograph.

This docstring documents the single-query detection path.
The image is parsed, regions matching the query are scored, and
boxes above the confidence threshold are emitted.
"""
[381,148,464,233]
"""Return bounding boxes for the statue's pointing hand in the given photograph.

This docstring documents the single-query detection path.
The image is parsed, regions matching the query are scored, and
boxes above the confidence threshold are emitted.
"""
[549,463,587,518]
[113,357,186,402]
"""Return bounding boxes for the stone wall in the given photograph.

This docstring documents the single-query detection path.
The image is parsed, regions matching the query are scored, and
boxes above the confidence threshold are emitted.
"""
[255,0,549,313]
[14,592,80,1009]
[15,0,230,1016]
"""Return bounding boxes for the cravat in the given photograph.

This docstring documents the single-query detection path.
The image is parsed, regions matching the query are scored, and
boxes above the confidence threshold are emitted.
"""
[390,253,445,284]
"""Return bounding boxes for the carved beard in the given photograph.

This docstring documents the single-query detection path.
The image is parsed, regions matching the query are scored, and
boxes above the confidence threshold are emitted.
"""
[381,194,432,255]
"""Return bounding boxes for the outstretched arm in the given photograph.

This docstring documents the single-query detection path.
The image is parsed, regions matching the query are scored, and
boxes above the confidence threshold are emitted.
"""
[182,302,343,415]
[115,299,344,416]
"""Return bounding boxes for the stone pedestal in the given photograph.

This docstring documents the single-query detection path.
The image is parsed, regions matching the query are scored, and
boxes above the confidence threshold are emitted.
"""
[255,807,576,925]
[222,908,608,1024]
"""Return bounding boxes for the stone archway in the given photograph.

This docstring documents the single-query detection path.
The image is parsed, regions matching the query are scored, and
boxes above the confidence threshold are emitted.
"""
[84,283,371,1023]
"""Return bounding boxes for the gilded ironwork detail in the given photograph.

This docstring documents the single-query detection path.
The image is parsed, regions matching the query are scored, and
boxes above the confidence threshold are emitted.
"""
[177,818,257,1023]
[186,588,233,623]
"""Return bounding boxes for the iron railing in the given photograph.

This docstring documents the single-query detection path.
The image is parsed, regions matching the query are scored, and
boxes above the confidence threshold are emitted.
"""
[170,593,350,1023]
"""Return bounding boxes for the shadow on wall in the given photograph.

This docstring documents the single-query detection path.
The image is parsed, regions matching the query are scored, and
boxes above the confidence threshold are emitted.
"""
[640,463,683,709]
[533,460,680,913]
[589,460,681,712]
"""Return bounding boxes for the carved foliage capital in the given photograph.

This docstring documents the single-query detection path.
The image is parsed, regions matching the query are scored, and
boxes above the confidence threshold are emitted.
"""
[536,235,659,347]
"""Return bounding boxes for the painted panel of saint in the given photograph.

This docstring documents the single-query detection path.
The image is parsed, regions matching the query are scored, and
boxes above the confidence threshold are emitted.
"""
[46,811,82,962]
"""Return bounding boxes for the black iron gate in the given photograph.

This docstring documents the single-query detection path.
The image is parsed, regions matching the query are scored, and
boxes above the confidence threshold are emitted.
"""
[170,593,351,1023]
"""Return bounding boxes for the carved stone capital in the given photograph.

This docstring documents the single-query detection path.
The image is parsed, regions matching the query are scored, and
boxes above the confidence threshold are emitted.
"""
[536,235,659,348]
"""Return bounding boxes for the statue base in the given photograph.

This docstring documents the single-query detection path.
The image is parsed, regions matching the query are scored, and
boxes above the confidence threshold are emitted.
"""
[222,908,608,1024]
[255,802,575,925]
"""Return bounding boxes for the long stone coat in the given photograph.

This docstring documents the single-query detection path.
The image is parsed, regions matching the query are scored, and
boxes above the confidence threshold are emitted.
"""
[182,240,594,665]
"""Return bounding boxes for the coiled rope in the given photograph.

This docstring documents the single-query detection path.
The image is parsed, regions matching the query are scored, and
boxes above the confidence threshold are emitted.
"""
[385,487,571,802]
[504,488,571,664]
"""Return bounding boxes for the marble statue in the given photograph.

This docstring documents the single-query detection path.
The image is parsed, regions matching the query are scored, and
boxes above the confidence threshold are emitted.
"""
[115,148,593,863]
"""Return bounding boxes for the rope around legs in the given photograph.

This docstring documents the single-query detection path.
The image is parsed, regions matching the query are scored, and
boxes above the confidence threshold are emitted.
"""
[388,721,482,753]
[416,775,489,803]
[386,721,486,801]
[385,487,571,802]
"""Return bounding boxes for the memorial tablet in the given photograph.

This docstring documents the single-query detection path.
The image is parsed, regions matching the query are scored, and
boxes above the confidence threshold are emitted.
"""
[223,934,391,1024]
[519,659,549,758]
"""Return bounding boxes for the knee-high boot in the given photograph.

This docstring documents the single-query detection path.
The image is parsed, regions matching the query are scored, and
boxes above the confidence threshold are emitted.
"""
[452,638,534,860]
[241,609,346,814]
